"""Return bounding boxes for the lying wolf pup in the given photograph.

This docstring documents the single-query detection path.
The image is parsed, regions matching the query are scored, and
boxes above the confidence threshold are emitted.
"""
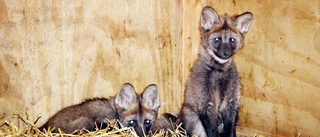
[40,83,160,136]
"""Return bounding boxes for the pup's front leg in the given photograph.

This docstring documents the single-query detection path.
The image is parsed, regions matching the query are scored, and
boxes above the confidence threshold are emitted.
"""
[181,106,207,137]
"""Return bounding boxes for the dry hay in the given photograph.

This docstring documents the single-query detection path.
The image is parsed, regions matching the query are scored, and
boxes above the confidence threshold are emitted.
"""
[0,111,186,137]
[0,111,266,137]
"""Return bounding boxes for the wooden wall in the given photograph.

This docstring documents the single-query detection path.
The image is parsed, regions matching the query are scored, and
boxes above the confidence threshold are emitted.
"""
[0,0,319,136]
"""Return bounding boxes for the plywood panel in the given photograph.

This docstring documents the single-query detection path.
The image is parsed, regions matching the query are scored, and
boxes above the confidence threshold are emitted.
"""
[0,0,319,136]
[0,0,183,127]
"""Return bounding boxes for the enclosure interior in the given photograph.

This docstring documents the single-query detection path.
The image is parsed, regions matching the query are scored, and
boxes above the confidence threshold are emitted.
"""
[0,0,319,136]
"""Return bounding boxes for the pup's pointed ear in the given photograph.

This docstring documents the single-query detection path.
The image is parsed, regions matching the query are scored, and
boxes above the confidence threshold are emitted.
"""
[115,83,137,109]
[234,12,253,34]
[201,6,221,31]
[141,84,160,110]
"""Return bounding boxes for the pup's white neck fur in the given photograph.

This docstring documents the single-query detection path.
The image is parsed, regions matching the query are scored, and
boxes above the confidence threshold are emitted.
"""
[207,49,230,64]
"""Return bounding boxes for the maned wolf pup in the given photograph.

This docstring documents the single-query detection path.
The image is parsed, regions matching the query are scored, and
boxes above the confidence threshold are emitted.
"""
[40,83,160,136]
[180,6,253,137]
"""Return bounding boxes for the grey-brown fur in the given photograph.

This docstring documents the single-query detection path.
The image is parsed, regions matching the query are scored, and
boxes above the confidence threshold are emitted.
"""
[180,6,253,137]
[151,112,180,133]
[40,83,160,137]
[151,112,185,137]
[40,98,117,133]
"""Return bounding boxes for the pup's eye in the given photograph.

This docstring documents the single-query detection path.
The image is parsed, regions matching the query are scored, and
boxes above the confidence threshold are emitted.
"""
[144,119,152,130]
[144,119,151,125]
[214,37,221,43]
[128,120,138,127]
[229,38,236,43]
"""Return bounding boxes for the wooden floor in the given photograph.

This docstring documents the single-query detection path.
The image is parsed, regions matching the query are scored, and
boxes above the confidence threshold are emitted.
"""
[237,127,277,137]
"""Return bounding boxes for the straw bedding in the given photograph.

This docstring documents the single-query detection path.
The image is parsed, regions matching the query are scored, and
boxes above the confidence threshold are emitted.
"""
[0,111,263,137]
[0,111,186,137]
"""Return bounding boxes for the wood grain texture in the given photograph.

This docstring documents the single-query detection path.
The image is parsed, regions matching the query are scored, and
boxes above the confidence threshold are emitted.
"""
[0,0,319,136]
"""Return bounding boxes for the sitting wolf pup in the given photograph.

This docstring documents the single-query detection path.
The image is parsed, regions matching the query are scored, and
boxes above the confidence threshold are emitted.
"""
[180,6,253,137]
[40,83,160,136]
